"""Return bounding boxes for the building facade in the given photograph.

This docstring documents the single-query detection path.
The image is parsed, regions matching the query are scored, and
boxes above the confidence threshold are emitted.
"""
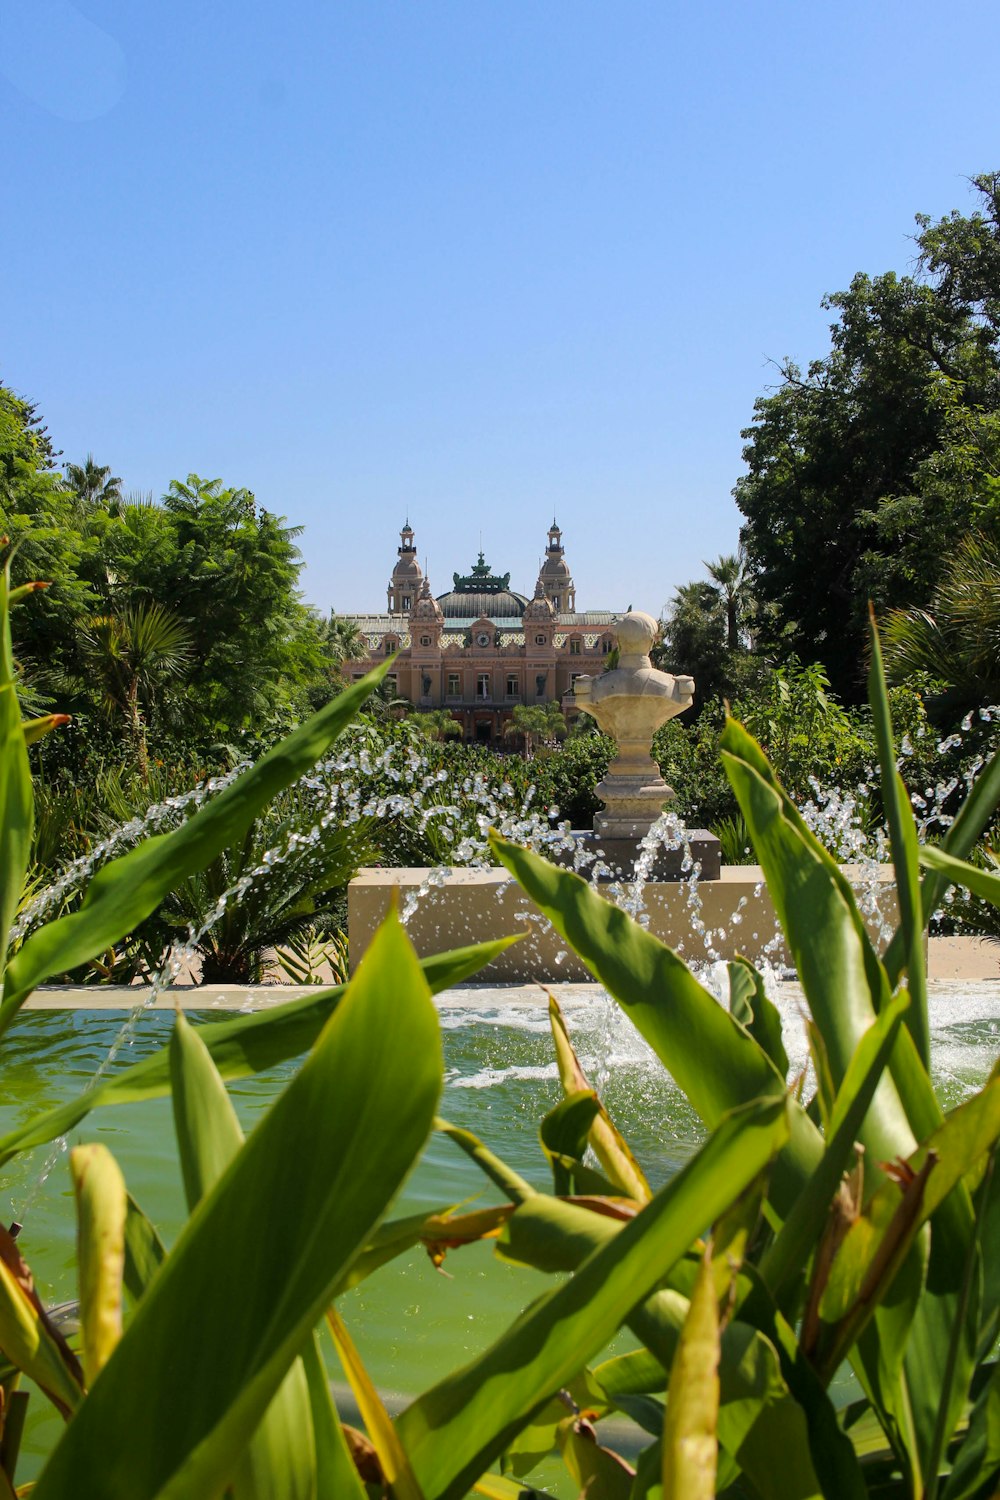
[343,521,620,744]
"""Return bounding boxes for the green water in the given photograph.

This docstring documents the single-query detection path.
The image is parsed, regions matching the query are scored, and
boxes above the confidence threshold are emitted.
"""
[1,983,996,1486]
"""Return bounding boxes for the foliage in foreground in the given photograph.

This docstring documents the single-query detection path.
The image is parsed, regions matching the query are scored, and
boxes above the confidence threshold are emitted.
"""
[0,549,997,1496]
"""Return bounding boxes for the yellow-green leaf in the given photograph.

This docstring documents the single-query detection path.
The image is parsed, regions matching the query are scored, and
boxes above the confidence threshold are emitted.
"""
[71,1145,126,1387]
[662,1244,721,1500]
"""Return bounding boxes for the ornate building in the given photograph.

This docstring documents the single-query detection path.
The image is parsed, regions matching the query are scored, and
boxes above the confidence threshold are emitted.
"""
[342,521,619,744]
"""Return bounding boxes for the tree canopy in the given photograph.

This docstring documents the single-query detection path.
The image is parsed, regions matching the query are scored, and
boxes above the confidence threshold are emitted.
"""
[0,383,334,772]
[736,172,1000,700]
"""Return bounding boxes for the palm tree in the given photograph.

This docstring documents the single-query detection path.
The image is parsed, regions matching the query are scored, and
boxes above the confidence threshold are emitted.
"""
[80,602,192,778]
[64,455,123,513]
[704,550,753,650]
[504,702,566,758]
[411,708,462,742]
[882,527,1000,717]
[323,613,367,667]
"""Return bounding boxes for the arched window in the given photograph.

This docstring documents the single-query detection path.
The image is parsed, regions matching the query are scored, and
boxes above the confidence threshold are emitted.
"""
[384,638,396,656]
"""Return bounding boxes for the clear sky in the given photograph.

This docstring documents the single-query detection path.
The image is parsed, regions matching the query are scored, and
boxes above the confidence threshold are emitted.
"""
[2,1,998,617]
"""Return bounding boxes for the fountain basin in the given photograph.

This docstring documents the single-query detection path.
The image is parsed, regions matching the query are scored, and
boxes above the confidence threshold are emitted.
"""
[348,864,903,978]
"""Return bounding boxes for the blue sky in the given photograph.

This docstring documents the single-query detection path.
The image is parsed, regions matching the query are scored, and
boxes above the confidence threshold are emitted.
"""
[3,1,998,616]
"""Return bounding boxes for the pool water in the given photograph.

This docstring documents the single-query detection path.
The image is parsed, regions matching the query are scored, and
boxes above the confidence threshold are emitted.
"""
[1,980,997,1486]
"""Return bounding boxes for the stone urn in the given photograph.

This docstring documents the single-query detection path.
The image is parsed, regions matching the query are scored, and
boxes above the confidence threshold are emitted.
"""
[565,610,720,880]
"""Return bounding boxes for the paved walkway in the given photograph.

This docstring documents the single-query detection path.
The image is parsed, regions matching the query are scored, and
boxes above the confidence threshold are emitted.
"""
[22,936,998,1010]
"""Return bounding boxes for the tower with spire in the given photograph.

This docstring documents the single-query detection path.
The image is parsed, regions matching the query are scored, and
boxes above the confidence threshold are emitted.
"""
[387,520,423,614]
[535,518,575,613]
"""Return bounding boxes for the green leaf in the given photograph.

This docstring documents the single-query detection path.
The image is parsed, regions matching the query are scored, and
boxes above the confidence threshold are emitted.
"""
[122,1193,166,1304]
[435,1117,537,1204]
[719,718,917,1176]
[489,832,822,1214]
[868,609,929,1065]
[396,1096,791,1500]
[300,1333,367,1500]
[883,738,1000,988]
[0,662,391,1030]
[548,995,651,1201]
[327,1307,426,1500]
[70,1144,126,1387]
[940,1357,1000,1500]
[662,1244,721,1500]
[169,1010,316,1500]
[760,991,911,1308]
[0,939,512,1169]
[539,1092,604,1195]
[31,910,442,1500]
[0,564,34,981]
[727,957,789,1080]
[920,844,1000,907]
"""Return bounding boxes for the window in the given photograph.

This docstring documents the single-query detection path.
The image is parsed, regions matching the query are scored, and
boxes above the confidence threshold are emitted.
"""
[401,596,411,611]
[477,673,490,700]
[420,635,431,647]
[506,674,519,698]
[535,633,546,645]
[447,673,460,697]
[386,674,398,695]
[552,595,560,610]
[384,638,395,656]
[535,674,546,697]
[570,637,581,655]
[421,674,431,696]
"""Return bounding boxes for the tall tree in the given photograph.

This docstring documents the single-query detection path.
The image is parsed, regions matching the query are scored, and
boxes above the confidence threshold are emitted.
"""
[736,173,1000,699]
[64,455,123,514]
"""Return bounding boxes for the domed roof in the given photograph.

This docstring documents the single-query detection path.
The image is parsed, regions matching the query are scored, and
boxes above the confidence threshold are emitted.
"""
[435,588,528,619]
[540,555,571,578]
[392,552,422,579]
[436,551,528,619]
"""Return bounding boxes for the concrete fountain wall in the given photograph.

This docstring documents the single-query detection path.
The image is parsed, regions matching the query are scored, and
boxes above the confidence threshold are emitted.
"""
[347,863,900,981]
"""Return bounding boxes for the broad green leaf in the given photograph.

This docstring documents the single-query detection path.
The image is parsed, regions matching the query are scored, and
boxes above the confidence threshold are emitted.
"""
[0,938,512,1169]
[31,911,442,1500]
[169,1010,316,1500]
[920,844,1000,907]
[662,1245,721,1500]
[122,1193,166,1304]
[490,832,822,1213]
[0,1226,83,1418]
[1,661,392,1029]
[70,1144,126,1386]
[327,1307,426,1500]
[720,718,916,1175]
[868,610,929,1065]
[548,995,651,1201]
[0,565,34,981]
[396,1096,791,1500]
